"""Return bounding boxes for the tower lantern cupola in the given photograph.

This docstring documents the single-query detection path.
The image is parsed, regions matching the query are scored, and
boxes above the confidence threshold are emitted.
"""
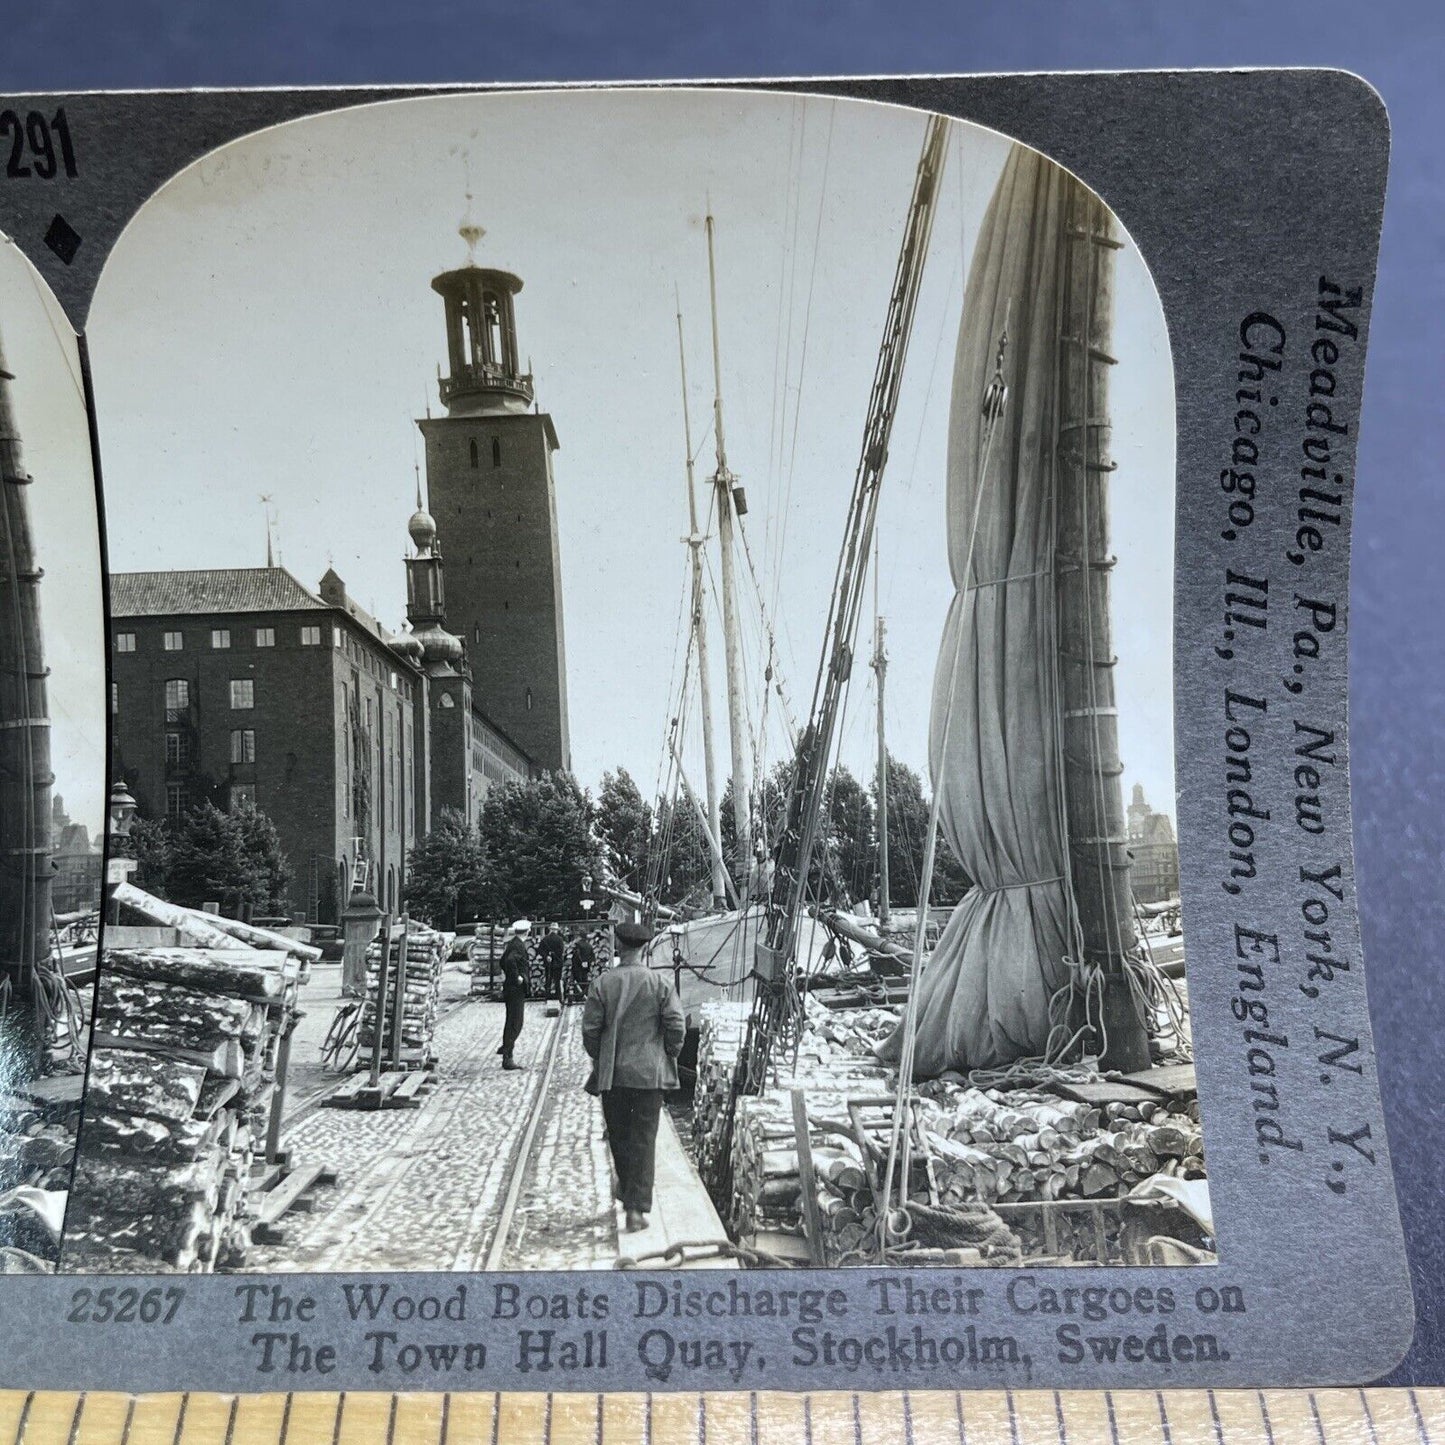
[432,221,532,417]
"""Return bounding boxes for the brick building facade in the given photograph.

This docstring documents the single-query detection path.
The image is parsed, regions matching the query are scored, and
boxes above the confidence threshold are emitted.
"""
[109,558,535,924]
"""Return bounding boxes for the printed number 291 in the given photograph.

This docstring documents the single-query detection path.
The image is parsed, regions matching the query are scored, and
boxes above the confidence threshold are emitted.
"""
[1,108,78,179]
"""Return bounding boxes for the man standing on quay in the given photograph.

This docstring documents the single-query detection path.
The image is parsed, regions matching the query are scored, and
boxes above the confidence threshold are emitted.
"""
[582,921,685,1232]
[538,922,565,1004]
[498,919,531,1070]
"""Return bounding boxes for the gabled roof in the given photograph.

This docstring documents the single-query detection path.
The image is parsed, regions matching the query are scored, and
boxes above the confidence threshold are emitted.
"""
[110,568,329,618]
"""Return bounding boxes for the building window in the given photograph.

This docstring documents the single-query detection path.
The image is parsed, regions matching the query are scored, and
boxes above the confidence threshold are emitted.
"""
[230,728,256,764]
[230,782,255,811]
[165,782,189,823]
[474,623,481,643]
[163,631,183,651]
[230,679,255,709]
[164,679,190,720]
[110,682,118,714]
[255,627,275,647]
[492,436,501,467]
[469,438,479,468]
[526,687,533,711]
[165,731,191,767]
[115,632,136,653]
[300,625,322,646]
[390,671,398,690]
[334,627,343,648]
[211,628,231,649]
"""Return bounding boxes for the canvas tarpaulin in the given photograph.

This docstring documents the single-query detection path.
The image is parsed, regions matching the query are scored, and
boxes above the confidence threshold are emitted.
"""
[878,143,1083,1078]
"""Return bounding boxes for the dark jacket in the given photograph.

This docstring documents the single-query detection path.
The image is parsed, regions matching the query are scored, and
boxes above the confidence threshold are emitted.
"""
[500,936,530,1002]
[538,931,565,970]
[582,961,686,1092]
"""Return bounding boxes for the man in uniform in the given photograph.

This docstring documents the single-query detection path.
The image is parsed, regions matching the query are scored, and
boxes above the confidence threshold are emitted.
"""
[582,920,685,1232]
[497,919,531,1070]
[538,922,566,1004]
[569,928,596,1002]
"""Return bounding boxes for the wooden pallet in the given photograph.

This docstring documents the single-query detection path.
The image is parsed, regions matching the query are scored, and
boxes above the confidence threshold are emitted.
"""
[247,1160,339,1243]
[322,1064,438,1111]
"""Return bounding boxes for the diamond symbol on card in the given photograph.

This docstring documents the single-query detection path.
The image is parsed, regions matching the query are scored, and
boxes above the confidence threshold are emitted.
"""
[43,214,82,265]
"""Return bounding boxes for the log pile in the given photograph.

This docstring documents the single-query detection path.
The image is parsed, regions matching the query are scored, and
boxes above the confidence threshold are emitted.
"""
[63,944,300,1272]
[693,995,1206,1267]
[358,923,444,1066]
[916,1089,1206,1206]
[0,1081,81,1270]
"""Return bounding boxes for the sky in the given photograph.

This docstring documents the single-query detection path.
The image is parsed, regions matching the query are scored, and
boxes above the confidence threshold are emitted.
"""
[87,87,1176,824]
[0,239,106,837]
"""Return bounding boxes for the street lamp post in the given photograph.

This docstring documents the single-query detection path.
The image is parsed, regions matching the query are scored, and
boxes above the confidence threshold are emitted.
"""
[106,781,140,925]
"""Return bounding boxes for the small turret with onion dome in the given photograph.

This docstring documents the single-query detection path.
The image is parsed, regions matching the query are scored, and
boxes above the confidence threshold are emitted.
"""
[402,471,467,673]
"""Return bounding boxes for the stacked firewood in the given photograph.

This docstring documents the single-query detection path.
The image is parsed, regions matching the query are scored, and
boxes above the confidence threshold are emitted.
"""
[358,923,444,1066]
[63,945,300,1272]
[693,1002,750,1187]
[916,1089,1205,1206]
[0,1088,80,1270]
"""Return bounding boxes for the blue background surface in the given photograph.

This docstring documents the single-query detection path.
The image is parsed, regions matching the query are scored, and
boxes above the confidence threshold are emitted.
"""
[2,0,1440,1386]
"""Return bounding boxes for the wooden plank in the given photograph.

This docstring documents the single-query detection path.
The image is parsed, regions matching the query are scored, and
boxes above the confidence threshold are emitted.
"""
[1049,1078,1160,1108]
[1118,1061,1197,1098]
[392,1070,430,1101]
[791,1088,824,1266]
[255,1161,327,1225]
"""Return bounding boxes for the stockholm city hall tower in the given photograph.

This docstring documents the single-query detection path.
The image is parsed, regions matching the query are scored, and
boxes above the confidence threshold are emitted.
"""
[418,222,571,773]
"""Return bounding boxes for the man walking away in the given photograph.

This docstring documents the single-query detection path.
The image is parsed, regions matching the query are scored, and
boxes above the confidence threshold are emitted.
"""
[539,922,565,1004]
[569,928,596,1003]
[497,919,531,1070]
[582,921,685,1233]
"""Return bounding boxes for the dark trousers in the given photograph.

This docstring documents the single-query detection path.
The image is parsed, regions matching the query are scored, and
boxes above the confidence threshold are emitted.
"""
[500,997,525,1061]
[601,1087,664,1213]
[545,962,563,1002]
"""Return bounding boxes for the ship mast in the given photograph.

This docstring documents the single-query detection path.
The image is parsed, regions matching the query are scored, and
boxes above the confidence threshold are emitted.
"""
[704,214,753,886]
[0,321,55,1073]
[871,612,890,928]
[676,301,728,909]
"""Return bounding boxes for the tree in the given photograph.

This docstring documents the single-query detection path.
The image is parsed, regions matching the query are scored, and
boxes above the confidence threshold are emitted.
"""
[652,795,714,911]
[596,768,653,893]
[478,773,605,920]
[405,807,491,929]
[826,765,875,906]
[872,754,971,909]
[131,801,292,918]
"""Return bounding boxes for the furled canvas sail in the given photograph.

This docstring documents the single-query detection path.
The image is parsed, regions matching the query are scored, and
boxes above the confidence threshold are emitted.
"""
[879,143,1122,1077]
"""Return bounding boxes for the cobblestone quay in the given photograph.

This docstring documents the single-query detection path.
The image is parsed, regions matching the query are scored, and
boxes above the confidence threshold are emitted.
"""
[247,996,618,1272]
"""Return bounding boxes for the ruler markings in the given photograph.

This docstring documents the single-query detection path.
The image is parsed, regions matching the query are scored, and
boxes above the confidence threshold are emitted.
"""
[4,1392,1445,1443]
[1359,1389,1380,1445]
[15,1391,36,1445]
[1410,1388,1432,1445]
[63,1396,83,1445]
[1103,1391,1120,1445]
[1256,1390,1275,1445]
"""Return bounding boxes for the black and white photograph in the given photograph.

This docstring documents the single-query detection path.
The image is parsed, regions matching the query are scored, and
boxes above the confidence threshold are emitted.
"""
[0,236,107,1271]
[62,88,1207,1277]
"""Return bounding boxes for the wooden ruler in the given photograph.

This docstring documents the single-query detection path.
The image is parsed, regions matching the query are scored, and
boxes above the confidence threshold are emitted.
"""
[0,1388,1438,1443]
